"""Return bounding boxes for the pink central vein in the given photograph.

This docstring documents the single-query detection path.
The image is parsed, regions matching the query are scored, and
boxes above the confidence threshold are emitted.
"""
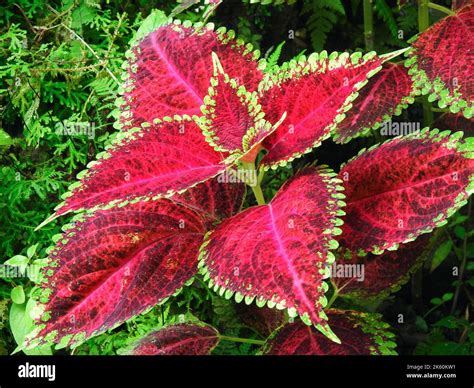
[267,204,314,315]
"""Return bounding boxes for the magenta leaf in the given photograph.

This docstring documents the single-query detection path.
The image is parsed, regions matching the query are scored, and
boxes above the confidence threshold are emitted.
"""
[338,128,474,255]
[170,175,245,226]
[333,63,418,144]
[239,113,286,164]
[26,199,209,348]
[432,113,474,137]
[452,0,472,11]
[199,53,283,163]
[259,51,400,170]
[235,304,285,337]
[262,310,397,355]
[27,175,244,348]
[334,235,433,301]
[122,323,220,355]
[52,116,227,219]
[199,53,267,154]
[405,4,474,118]
[199,167,346,342]
[118,20,265,130]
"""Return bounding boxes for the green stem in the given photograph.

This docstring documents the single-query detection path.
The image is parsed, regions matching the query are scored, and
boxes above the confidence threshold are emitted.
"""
[418,0,430,32]
[418,0,434,126]
[427,2,455,16]
[241,162,266,205]
[326,289,339,309]
[60,23,119,85]
[219,335,265,346]
[423,300,447,319]
[363,0,374,51]
[251,182,266,206]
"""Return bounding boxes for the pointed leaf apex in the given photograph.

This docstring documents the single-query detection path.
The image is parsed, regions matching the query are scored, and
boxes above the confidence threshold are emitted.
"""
[380,47,410,62]
[211,51,225,76]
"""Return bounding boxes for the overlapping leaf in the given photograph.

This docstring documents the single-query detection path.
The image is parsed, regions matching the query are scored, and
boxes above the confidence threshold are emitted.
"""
[170,175,245,226]
[338,128,474,255]
[333,63,417,144]
[118,20,265,130]
[432,113,474,137]
[199,53,285,162]
[405,4,474,118]
[333,235,433,301]
[50,117,227,220]
[26,179,243,348]
[258,51,405,169]
[262,310,397,355]
[235,304,285,337]
[199,167,346,342]
[121,323,220,355]
[199,53,266,154]
[452,0,472,11]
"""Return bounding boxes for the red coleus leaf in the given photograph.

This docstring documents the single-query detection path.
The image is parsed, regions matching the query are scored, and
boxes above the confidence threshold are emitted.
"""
[199,53,284,162]
[170,175,245,226]
[333,234,433,301]
[199,53,267,153]
[122,323,220,355]
[452,0,472,11]
[432,113,474,137]
[262,310,397,355]
[239,114,286,164]
[199,167,346,342]
[27,199,207,347]
[338,128,474,255]
[50,117,227,220]
[235,304,286,337]
[405,4,474,118]
[259,51,403,170]
[118,20,265,130]
[333,63,417,144]
[27,178,243,347]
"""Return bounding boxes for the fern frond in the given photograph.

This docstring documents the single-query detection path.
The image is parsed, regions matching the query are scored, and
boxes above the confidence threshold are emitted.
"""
[374,0,399,39]
[87,76,117,98]
[303,0,345,51]
[266,41,285,69]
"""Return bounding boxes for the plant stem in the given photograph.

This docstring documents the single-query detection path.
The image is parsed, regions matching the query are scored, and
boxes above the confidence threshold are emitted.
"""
[60,23,119,85]
[418,0,434,126]
[363,0,374,51]
[251,182,266,206]
[423,300,447,319]
[241,162,266,205]
[427,2,455,16]
[418,0,430,32]
[219,335,265,346]
[326,289,339,309]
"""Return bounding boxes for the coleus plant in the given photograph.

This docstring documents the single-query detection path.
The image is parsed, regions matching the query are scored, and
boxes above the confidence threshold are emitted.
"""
[25,4,474,355]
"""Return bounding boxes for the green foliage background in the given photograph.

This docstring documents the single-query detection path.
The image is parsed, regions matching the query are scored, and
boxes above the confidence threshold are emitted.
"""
[0,0,472,355]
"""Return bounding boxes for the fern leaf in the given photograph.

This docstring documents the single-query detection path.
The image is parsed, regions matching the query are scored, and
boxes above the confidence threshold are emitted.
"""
[266,41,285,69]
[375,0,399,39]
[303,0,345,51]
